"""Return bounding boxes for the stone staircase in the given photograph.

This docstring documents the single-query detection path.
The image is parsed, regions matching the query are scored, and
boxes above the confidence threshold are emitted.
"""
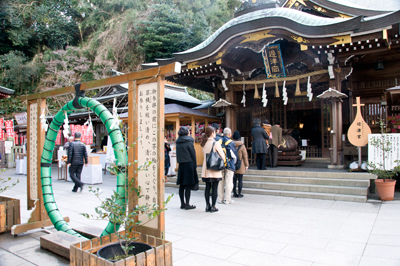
[165,168,375,202]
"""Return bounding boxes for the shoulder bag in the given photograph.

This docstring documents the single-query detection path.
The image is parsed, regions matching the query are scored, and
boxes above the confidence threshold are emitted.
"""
[206,141,225,171]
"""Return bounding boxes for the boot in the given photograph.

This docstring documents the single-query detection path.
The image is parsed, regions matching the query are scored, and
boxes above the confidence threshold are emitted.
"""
[205,204,211,212]
[210,206,219,213]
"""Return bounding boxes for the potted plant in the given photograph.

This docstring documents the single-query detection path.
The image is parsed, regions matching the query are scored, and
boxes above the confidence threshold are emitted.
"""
[367,120,399,201]
[81,152,172,262]
[0,171,20,233]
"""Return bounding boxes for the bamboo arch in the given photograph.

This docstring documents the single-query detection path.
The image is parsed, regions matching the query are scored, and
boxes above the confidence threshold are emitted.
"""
[40,97,127,239]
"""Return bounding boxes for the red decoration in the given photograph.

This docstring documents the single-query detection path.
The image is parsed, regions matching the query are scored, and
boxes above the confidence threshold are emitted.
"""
[55,130,62,145]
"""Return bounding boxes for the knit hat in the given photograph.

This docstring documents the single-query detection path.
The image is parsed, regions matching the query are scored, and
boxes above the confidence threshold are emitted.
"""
[232,130,241,140]
[211,123,220,130]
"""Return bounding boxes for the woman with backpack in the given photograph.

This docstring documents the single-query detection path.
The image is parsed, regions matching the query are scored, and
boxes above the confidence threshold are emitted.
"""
[232,131,249,198]
[201,126,226,212]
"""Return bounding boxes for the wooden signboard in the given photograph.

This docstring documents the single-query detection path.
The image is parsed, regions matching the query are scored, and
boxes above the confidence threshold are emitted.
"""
[129,78,165,239]
[347,97,371,147]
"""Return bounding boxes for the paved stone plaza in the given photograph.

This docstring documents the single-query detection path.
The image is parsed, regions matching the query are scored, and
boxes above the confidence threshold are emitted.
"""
[1,167,400,266]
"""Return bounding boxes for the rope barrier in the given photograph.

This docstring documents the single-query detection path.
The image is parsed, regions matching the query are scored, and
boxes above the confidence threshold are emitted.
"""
[229,69,328,85]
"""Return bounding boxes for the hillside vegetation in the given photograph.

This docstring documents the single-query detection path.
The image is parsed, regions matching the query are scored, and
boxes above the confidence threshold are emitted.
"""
[0,0,242,115]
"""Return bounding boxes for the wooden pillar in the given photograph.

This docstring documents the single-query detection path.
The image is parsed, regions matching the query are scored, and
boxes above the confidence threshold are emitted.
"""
[331,100,338,165]
[225,88,236,131]
[175,118,180,140]
[337,99,343,165]
[205,118,208,128]
[128,80,137,213]
[191,117,195,139]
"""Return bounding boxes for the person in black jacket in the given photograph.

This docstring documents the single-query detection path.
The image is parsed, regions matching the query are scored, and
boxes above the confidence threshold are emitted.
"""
[251,118,269,170]
[164,136,171,182]
[67,132,88,192]
[176,126,198,210]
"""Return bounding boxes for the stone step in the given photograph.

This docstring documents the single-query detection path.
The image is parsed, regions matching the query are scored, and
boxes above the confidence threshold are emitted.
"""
[170,175,370,187]
[164,183,367,203]
[166,179,367,196]
[231,175,369,187]
[195,168,375,180]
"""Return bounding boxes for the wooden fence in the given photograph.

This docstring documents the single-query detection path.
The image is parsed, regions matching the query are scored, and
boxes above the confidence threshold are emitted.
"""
[70,231,172,266]
[0,196,20,233]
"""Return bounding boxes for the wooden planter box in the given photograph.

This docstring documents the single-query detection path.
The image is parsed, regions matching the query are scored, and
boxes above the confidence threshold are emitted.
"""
[0,196,21,233]
[70,231,172,266]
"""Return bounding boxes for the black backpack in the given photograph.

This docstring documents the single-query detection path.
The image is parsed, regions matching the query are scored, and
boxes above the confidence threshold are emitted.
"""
[235,145,243,170]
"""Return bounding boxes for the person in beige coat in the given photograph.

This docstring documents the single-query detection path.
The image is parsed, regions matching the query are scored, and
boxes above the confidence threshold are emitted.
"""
[232,131,249,198]
[201,126,226,213]
[269,123,282,167]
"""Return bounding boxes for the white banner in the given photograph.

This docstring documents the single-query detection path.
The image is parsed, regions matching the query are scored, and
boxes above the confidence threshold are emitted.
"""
[368,133,400,170]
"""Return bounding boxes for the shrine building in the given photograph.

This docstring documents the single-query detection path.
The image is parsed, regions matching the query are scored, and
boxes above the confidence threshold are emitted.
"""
[142,0,400,168]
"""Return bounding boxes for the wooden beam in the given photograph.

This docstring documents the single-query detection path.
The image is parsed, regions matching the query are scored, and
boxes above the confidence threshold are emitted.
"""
[23,62,181,101]
[12,217,70,235]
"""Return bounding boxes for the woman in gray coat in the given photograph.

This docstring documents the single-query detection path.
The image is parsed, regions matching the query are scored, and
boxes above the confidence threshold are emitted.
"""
[251,118,269,170]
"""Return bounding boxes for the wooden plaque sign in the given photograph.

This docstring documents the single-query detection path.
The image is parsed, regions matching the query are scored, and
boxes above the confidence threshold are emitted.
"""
[347,97,371,147]
[137,82,160,229]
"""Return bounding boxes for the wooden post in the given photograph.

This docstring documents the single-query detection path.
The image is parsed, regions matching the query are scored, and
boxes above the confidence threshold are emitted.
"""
[175,118,180,140]
[191,117,195,140]
[128,80,137,212]
[331,100,338,165]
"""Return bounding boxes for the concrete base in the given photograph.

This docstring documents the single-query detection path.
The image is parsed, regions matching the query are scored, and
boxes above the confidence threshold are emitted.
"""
[327,164,345,169]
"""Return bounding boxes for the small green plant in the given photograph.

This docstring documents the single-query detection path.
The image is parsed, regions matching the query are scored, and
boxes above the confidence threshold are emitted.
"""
[367,120,400,181]
[0,169,19,193]
[81,133,172,260]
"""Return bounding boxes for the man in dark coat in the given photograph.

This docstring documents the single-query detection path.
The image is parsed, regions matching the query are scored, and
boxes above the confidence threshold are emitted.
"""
[67,132,88,192]
[269,123,282,167]
[251,118,269,170]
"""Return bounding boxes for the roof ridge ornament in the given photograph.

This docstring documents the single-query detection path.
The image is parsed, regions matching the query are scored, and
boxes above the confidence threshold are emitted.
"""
[234,0,279,17]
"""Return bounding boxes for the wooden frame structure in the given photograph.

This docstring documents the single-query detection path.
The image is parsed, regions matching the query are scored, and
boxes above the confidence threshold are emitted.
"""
[15,62,181,238]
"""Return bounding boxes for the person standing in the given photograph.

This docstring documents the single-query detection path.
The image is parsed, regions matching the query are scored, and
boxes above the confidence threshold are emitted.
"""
[218,128,238,204]
[64,136,74,150]
[164,137,171,182]
[269,123,283,167]
[251,118,269,170]
[176,126,198,210]
[67,132,88,192]
[212,123,223,142]
[201,126,225,212]
[232,131,249,198]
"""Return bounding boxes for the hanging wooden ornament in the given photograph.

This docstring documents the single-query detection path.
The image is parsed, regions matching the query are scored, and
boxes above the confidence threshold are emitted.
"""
[294,79,301,96]
[275,82,280,97]
[254,84,261,99]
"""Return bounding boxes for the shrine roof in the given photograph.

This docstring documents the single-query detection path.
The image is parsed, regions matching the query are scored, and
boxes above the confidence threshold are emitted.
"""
[192,100,215,110]
[0,85,15,95]
[92,83,201,106]
[164,103,218,119]
[148,7,400,65]
[314,0,400,13]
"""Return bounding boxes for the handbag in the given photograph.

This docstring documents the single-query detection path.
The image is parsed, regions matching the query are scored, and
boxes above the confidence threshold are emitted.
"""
[191,183,199,191]
[206,141,225,171]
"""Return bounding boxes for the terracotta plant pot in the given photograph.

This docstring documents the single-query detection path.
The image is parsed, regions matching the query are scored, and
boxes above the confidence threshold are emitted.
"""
[375,179,397,201]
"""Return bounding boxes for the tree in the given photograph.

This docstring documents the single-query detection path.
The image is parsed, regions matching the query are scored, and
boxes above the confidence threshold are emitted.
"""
[4,0,81,56]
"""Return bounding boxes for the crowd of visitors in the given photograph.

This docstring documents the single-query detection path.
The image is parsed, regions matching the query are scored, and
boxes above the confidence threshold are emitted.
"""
[174,119,282,212]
